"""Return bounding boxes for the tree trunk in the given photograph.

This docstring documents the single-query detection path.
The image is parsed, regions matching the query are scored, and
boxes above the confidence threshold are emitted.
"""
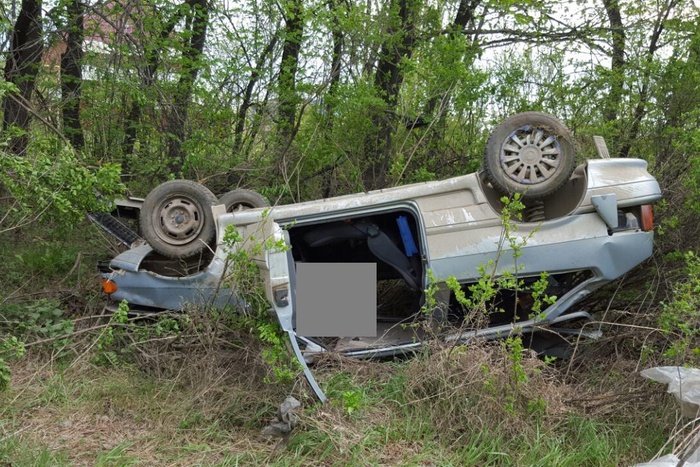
[326,0,343,122]
[232,34,278,155]
[315,0,346,198]
[619,0,678,158]
[165,0,209,174]
[363,0,419,190]
[277,0,304,156]
[602,0,625,124]
[60,0,85,150]
[122,5,186,171]
[2,0,43,156]
[421,0,481,167]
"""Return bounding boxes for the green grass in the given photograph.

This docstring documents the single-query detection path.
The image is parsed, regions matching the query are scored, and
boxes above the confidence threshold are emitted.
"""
[0,224,680,466]
[0,436,72,467]
[0,350,675,467]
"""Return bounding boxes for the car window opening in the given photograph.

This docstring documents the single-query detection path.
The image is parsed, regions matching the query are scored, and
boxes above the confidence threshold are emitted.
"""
[286,209,426,347]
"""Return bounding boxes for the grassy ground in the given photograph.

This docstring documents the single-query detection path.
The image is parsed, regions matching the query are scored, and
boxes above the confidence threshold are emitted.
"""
[0,222,687,466]
[0,341,677,466]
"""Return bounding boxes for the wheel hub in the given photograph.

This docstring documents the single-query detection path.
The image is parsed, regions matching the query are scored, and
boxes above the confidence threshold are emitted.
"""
[520,146,542,164]
[500,126,561,185]
[155,197,204,245]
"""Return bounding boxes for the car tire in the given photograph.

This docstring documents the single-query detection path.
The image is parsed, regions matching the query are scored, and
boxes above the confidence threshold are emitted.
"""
[140,180,218,258]
[218,189,270,213]
[483,112,576,199]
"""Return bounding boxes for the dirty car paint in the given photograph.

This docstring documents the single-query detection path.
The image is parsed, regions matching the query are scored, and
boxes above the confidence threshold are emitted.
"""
[100,159,661,401]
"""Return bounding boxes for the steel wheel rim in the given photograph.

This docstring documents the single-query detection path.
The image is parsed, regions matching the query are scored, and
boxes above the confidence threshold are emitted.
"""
[499,125,562,185]
[152,195,205,245]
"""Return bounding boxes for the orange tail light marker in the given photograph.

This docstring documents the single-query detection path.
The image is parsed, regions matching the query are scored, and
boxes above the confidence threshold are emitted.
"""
[102,279,117,295]
[640,205,654,232]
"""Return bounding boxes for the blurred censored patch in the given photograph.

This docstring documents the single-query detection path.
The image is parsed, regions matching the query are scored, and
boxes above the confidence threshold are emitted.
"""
[295,263,376,337]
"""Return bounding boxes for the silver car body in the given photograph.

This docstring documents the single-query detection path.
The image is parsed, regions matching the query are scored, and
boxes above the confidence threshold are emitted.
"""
[101,157,661,400]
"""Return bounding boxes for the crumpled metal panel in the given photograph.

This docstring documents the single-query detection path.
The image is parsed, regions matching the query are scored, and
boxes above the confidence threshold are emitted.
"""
[101,158,662,402]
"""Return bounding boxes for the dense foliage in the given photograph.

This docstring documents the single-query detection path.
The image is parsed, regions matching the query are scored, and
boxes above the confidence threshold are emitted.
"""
[0,0,697,206]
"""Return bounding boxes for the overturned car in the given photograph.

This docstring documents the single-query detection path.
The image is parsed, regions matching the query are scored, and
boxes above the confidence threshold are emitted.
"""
[96,113,661,400]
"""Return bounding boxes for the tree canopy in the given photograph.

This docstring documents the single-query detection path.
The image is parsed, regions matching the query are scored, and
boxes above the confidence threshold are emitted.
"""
[1,0,699,237]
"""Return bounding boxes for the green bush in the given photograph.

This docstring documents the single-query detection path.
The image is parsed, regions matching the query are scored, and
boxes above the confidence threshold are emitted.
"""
[658,251,700,360]
[0,140,123,232]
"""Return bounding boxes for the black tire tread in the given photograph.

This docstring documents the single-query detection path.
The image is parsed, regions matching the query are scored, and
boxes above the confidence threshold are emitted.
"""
[483,112,576,200]
[140,180,218,259]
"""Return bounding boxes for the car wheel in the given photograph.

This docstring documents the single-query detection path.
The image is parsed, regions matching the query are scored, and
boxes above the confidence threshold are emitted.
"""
[218,188,270,213]
[140,180,218,258]
[483,112,576,199]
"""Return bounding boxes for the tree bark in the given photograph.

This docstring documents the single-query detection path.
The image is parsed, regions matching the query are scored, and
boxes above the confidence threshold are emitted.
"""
[2,0,43,156]
[318,0,345,197]
[423,0,481,141]
[363,0,419,190]
[122,2,188,171]
[165,0,209,174]
[326,0,343,121]
[60,0,85,150]
[277,0,304,154]
[619,0,678,158]
[602,0,625,124]
[232,34,278,155]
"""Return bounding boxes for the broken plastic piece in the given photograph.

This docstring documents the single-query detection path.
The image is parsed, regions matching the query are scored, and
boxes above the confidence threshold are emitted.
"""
[641,366,700,419]
[262,396,301,438]
[635,454,700,467]
[591,194,618,229]
[635,367,700,466]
